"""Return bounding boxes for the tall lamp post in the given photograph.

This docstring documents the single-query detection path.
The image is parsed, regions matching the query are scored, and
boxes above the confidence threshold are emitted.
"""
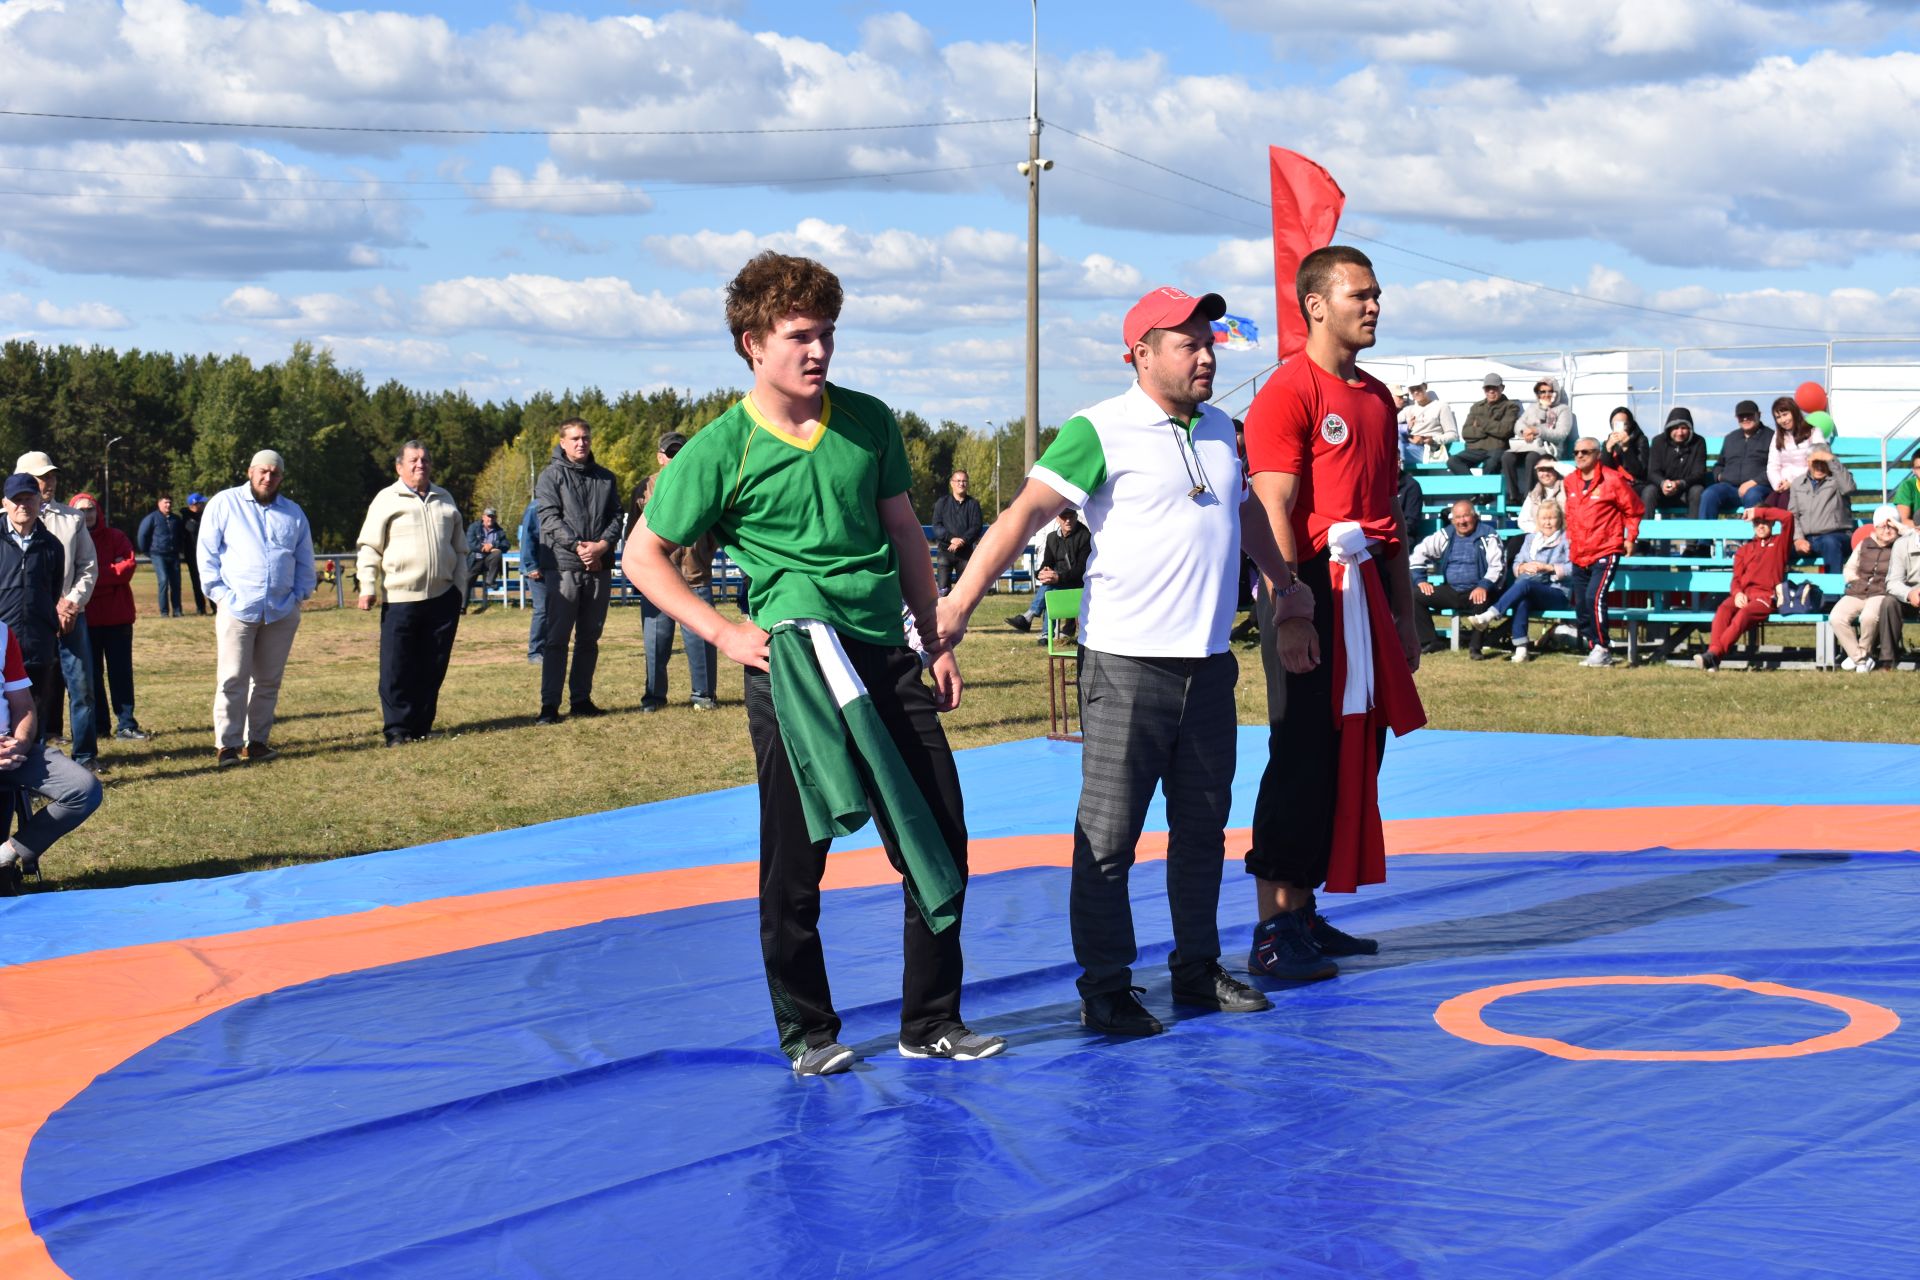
[104,436,125,528]
[1016,0,1050,472]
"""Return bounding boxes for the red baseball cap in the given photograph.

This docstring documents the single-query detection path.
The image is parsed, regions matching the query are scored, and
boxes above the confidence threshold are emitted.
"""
[1122,286,1226,363]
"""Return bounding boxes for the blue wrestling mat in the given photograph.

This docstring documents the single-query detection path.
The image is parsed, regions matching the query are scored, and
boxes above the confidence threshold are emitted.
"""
[2,731,1916,1278]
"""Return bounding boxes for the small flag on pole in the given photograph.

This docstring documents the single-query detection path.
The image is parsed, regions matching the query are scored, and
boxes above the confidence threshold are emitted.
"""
[1211,314,1260,350]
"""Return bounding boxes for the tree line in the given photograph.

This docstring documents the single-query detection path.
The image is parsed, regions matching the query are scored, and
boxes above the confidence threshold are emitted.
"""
[0,339,1054,549]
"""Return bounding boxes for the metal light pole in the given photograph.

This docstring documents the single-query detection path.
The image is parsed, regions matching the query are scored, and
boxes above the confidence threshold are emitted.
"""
[104,435,125,528]
[1017,0,1050,471]
[984,420,999,516]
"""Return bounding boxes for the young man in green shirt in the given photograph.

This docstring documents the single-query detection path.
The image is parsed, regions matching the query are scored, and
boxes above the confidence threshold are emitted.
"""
[625,251,1002,1076]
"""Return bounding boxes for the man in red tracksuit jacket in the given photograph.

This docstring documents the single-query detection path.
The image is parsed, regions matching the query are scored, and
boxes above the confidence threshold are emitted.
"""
[1702,507,1793,670]
[1562,435,1644,667]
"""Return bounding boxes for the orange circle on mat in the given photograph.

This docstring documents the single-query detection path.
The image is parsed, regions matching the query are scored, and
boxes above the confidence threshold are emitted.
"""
[1434,973,1901,1062]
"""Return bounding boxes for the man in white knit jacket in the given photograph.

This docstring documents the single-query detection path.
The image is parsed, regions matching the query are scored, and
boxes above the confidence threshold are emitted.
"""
[357,440,469,746]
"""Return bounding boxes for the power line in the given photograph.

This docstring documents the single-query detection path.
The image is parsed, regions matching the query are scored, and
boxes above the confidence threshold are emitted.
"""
[1049,118,1910,341]
[0,161,1004,203]
[0,108,1023,137]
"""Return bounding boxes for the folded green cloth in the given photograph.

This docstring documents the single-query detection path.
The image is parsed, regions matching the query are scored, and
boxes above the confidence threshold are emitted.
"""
[767,621,961,933]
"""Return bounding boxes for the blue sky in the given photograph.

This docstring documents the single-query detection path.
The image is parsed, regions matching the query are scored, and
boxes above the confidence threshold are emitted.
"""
[4,0,1920,427]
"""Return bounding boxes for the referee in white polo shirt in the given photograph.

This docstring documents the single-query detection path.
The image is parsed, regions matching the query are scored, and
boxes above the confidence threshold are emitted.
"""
[938,285,1288,1036]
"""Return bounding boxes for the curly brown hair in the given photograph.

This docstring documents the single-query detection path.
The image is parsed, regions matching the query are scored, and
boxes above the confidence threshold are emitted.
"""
[725,251,844,368]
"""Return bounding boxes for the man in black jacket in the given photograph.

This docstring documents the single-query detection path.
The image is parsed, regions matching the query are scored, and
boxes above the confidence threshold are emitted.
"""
[929,470,983,593]
[1699,400,1775,521]
[0,474,69,737]
[1006,507,1090,633]
[532,418,624,723]
[182,493,209,614]
[1643,409,1709,517]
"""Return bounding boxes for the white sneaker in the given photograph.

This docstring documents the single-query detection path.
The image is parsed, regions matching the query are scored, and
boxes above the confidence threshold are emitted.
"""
[1510,644,1530,663]
[1581,645,1615,667]
[1853,658,1877,674]
[1838,656,1858,672]
[1550,624,1581,643]
[1468,608,1501,630]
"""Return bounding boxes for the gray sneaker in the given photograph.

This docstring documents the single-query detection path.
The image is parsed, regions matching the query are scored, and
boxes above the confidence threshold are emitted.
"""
[899,1028,1007,1061]
[791,1042,855,1076]
[1581,645,1616,667]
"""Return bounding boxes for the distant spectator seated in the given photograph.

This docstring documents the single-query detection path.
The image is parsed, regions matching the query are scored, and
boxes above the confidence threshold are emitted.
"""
[1517,458,1565,534]
[1642,408,1709,517]
[1887,518,1920,657]
[1831,505,1906,673]
[1700,507,1792,671]
[930,469,983,594]
[0,603,102,893]
[1499,378,1575,504]
[1697,400,1774,521]
[1891,452,1920,531]
[1601,406,1650,484]
[1397,456,1425,540]
[1007,507,1090,634]
[1466,499,1571,663]
[1447,373,1518,477]
[1409,499,1504,658]
[1785,444,1856,573]
[1404,381,1458,465]
[1766,397,1820,500]
[466,507,511,611]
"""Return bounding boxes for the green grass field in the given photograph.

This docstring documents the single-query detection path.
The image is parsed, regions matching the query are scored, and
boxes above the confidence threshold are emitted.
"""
[42,578,1920,892]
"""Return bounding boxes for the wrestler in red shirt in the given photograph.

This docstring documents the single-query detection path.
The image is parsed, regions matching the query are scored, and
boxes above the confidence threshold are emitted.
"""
[1240,245,1426,982]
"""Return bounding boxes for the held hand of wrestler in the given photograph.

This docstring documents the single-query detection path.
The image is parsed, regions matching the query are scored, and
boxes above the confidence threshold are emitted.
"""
[357,594,375,611]
[718,618,771,672]
[934,595,970,651]
[1277,616,1319,674]
[929,648,963,712]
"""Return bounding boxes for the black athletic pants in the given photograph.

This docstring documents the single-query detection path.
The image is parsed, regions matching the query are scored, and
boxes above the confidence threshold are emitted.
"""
[1246,551,1386,890]
[743,639,969,1058]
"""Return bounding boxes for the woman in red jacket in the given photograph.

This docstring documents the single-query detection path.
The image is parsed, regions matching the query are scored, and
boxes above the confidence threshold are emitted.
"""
[72,494,148,740]
[1701,507,1793,671]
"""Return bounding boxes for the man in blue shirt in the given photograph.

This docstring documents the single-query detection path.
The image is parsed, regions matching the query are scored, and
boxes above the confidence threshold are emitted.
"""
[136,496,186,617]
[518,497,549,664]
[196,449,315,767]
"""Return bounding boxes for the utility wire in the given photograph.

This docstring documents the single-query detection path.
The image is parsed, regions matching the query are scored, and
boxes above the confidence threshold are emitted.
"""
[0,161,1004,203]
[0,108,1023,137]
[1049,119,1909,341]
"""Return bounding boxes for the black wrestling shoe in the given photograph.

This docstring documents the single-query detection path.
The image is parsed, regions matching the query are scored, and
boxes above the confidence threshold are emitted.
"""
[1248,911,1339,982]
[1080,987,1164,1036]
[1171,963,1273,1013]
[791,1042,855,1076]
[1310,912,1380,957]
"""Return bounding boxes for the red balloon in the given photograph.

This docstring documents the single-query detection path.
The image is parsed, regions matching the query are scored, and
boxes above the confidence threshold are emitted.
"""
[1795,381,1828,414]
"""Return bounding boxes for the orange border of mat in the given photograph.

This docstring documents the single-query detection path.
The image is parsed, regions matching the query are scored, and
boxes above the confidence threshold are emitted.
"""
[0,803,1912,1276]
[1434,973,1901,1061]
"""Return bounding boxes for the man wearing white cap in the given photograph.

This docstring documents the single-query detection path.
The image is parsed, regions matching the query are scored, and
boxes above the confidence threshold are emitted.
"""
[15,452,100,773]
[197,449,315,766]
[1831,505,1907,673]
[938,284,1287,1036]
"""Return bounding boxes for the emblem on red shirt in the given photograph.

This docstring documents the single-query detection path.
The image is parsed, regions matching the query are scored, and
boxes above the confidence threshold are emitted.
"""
[1320,413,1349,445]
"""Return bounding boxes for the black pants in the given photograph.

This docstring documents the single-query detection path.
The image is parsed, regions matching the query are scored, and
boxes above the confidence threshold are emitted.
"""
[90,621,135,733]
[933,547,972,593]
[1246,552,1386,890]
[185,549,207,614]
[743,641,969,1057]
[25,661,59,744]
[1413,583,1490,653]
[379,586,462,740]
[541,568,611,711]
[1640,483,1704,519]
[1448,447,1502,477]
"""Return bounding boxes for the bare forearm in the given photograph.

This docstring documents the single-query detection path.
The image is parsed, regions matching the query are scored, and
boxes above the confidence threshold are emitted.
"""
[622,525,730,645]
[1240,498,1286,584]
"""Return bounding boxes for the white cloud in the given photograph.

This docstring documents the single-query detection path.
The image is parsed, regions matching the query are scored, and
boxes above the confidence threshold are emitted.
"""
[1195,0,1911,84]
[414,274,704,341]
[0,140,409,277]
[219,286,394,331]
[0,293,130,329]
[473,162,651,216]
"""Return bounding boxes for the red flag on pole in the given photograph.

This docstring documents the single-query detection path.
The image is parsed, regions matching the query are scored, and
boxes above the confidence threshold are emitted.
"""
[1269,147,1346,360]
